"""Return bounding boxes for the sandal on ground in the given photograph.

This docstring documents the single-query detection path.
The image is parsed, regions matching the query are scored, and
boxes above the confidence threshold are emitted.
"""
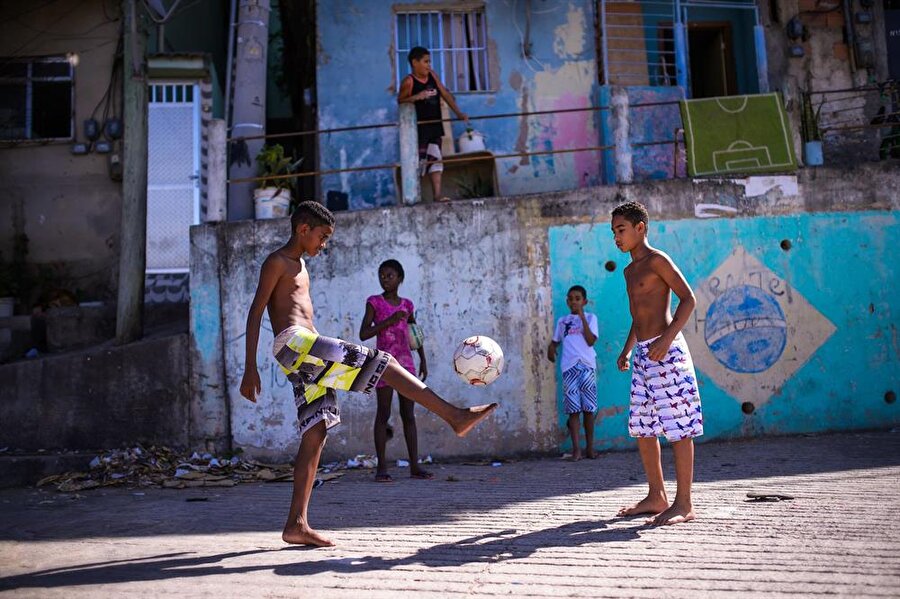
[410,470,435,480]
[374,473,393,483]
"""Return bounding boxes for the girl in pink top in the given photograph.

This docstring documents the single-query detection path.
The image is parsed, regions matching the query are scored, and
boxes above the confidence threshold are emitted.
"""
[359,259,432,482]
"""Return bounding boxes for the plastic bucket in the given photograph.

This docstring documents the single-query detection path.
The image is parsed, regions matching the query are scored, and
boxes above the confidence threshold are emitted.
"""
[254,188,292,219]
[458,130,486,153]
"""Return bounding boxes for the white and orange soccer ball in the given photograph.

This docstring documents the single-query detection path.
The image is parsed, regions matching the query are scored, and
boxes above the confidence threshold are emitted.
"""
[452,336,504,386]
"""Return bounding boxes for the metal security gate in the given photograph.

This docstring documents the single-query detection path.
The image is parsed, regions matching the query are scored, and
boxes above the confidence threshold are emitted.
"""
[146,82,200,275]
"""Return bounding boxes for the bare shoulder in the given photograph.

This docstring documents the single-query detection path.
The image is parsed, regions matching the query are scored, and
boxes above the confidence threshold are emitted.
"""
[648,250,677,271]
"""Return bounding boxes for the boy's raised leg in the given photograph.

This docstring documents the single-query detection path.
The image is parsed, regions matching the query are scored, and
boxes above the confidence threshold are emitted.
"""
[379,357,496,437]
[283,420,334,547]
[649,438,696,525]
[566,413,582,461]
[584,411,597,459]
[617,436,669,517]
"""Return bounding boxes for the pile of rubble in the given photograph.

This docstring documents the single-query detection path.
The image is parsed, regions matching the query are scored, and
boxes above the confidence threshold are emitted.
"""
[33,446,430,492]
[37,446,296,492]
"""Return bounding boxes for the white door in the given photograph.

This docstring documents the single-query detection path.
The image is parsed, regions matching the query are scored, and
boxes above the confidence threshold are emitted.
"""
[146,82,200,274]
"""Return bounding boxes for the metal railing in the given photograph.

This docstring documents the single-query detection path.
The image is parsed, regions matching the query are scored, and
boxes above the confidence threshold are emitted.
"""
[810,80,900,162]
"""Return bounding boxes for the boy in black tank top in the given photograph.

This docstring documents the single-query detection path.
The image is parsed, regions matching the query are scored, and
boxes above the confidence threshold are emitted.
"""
[398,46,469,202]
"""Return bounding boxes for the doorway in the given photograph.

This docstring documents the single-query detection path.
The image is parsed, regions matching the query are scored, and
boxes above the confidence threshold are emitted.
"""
[145,81,200,303]
[687,22,737,98]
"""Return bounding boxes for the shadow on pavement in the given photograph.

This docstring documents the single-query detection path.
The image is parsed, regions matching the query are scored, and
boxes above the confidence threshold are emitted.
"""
[0,520,641,591]
[0,431,897,542]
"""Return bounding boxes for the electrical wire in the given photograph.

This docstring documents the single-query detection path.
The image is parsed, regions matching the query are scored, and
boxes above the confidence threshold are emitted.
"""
[0,0,88,66]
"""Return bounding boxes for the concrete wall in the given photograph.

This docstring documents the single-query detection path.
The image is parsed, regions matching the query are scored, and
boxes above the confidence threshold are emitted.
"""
[0,0,124,302]
[191,163,900,462]
[0,333,190,451]
[315,0,601,209]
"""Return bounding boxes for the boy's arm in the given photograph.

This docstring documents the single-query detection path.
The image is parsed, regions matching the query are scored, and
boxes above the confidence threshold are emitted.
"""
[240,255,284,403]
[647,254,696,361]
[578,311,597,346]
[617,322,637,371]
[547,319,561,362]
[431,71,469,123]
[397,76,426,104]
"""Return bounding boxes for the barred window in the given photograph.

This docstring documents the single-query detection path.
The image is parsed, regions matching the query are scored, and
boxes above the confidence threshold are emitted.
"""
[396,9,491,93]
[0,56,74,141]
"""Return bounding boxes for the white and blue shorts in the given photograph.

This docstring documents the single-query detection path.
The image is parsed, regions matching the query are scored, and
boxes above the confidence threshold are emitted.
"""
[629,332,703,442]
[562,362,598,415]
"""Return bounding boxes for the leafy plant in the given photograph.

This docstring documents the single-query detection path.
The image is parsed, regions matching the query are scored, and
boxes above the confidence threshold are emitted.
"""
[800,92,822,142]
[255,143,303,191]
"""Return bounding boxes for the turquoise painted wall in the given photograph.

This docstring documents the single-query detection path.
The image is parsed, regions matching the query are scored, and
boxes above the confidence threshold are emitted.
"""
[548,211,900,451]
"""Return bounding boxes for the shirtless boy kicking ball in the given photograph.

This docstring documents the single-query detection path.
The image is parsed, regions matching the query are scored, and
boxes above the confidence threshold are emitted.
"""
[240,201,497,547]
[611,201,703,526]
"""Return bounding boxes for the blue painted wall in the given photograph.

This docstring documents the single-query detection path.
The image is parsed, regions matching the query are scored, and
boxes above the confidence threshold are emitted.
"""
[548,211,900,450]
[315,0,603,209]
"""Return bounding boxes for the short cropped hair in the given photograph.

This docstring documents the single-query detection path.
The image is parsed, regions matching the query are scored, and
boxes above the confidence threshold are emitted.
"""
[408,46,430,65]
[291,200,335,230]
[568,285,587,299]
[379,259,405,280]
[611,201,649,227]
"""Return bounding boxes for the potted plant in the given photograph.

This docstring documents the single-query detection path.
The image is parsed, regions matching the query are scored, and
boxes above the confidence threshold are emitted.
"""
[254,144,303,219]
[800,92,824,166]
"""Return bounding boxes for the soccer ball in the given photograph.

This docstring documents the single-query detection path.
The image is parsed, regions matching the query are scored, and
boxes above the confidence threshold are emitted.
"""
[452,336,504,386]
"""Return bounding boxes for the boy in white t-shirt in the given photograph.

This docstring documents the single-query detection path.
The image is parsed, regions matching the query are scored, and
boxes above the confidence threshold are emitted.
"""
[547,285,600,461]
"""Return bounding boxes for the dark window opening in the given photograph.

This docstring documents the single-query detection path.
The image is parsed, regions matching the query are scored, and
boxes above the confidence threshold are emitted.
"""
[0,56,74,141]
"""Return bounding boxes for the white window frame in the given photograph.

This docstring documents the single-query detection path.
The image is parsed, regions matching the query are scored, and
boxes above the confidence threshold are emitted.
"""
[395,7,491,93]
[0,55,74,142]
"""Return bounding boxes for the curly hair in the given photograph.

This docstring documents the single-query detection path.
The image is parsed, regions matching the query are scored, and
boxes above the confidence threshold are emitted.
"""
[611,201,649,227]
[291,200,335,230]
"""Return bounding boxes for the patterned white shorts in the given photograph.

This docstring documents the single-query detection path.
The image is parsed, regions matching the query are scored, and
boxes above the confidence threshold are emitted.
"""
[629,332,703,442]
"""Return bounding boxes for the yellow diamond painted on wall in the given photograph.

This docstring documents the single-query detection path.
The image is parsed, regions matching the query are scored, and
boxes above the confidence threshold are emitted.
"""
[681,246,836,408]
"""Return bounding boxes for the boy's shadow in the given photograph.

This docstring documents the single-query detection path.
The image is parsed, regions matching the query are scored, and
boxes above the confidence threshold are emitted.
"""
[0,520,641,590]
[277,519,642,575]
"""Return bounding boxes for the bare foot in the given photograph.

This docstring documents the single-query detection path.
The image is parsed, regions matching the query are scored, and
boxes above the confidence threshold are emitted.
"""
[586,449,597,459]
[647,501,695,526]
[616,492,668,518]
[451,403,498,437]
[282,518,335,547]
[570,450,582,462]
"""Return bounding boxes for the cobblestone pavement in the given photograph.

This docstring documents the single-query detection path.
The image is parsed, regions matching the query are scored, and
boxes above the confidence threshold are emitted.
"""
[1,431,899,598]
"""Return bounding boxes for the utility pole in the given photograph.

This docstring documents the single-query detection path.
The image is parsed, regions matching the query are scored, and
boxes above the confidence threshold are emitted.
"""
[116,0,148,344]
[227,0,270,220]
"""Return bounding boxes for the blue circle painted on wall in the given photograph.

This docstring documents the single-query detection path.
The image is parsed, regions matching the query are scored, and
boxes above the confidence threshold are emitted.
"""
[704,285,787,373]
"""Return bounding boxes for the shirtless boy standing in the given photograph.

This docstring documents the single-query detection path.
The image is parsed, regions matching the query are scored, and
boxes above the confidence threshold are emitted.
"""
[611,201,703,526]
[240,201,497,547]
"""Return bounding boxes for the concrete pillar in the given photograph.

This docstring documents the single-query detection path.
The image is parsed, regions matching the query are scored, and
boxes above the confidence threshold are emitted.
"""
[398,103,421,205]
[227,0,270,221]
[206,119,227,222]
[611,87,633,184]
[189,223,230,453]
